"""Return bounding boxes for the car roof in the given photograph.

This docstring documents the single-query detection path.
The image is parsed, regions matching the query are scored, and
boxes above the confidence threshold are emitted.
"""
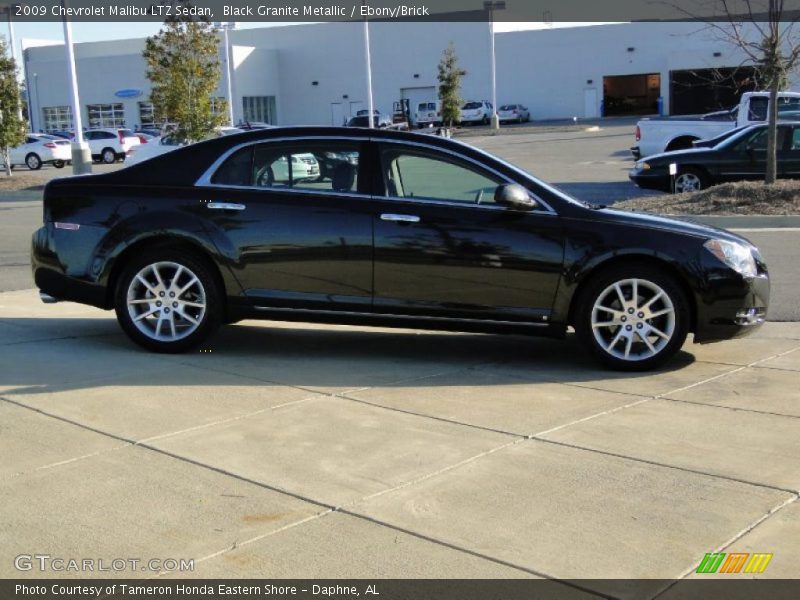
[78,126,502,188]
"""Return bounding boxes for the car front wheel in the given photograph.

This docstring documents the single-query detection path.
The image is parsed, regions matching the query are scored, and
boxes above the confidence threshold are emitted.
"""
[674,168,707,193]
[25,153,42,170]
[101,148,117,164]
[115,251,221,353]
[575,265,689,370]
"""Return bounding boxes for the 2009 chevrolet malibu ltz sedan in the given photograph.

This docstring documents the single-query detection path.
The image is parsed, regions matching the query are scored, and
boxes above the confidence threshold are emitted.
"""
[31,127,769,370]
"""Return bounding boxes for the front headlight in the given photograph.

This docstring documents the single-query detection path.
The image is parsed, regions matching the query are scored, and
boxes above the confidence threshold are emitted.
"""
[635,161,651,170]
[704,239,757,277]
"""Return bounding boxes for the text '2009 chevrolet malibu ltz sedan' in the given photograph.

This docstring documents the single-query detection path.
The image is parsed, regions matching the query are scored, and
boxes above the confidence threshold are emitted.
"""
[31,127,769,370]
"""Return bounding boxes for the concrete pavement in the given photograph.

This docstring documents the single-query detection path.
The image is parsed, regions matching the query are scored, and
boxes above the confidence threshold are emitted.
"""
[1,289,798,596]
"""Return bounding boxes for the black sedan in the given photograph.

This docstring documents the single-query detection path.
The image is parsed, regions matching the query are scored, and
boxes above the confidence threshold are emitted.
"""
[630,122,800,193]
[32,127,769,370]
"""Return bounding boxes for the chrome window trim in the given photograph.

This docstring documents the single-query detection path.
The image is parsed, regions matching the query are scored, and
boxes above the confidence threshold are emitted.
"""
[194,134,557,215]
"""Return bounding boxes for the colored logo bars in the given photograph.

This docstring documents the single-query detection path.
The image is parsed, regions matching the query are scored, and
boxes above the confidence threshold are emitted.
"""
[696,552,773,574]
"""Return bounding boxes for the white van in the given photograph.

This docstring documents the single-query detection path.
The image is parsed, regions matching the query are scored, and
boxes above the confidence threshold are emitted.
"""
[414,101,441,128]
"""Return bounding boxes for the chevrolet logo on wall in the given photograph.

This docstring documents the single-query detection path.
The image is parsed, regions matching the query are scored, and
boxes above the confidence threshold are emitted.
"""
[696,552,773,574]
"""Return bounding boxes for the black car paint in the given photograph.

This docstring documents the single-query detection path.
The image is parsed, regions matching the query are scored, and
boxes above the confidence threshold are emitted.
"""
[32,127,768,344]
[630,123,800,191]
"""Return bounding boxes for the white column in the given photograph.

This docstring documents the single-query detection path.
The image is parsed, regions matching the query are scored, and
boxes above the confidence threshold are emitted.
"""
[222,26,234,126]
[363,18,374,128]
[489,14,499,128]
[61,2,91,174]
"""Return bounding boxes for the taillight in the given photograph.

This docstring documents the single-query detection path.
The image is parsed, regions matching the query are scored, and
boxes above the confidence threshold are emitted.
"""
[43,142,57,148]
[635,125,641,141]
[118,130,125,144]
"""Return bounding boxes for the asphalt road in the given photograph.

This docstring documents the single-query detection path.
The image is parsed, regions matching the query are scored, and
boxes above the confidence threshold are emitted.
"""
[0,125,797,321]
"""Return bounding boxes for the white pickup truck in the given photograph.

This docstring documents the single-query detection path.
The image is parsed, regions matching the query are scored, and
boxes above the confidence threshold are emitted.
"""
[631,91,800,159]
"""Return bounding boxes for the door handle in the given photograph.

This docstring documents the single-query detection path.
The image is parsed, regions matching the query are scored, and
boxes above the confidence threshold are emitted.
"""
[208,202,246,211]
[380,213,420,223]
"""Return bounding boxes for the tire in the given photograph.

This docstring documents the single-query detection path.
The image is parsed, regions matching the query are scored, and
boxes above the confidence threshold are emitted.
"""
[25,153,42,170]
[53,160,65,169]
[574,264,690,371]
[101,147,117,164]
[674,167,708,194]
[114,250,222,353]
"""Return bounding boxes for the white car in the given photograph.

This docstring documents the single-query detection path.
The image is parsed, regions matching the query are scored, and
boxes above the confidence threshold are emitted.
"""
[460,100,494,125]
[83,128,141,164]
[498,104,530,123]
[251,153,321,186]
[4,134,71,170]
[125,127,246,166]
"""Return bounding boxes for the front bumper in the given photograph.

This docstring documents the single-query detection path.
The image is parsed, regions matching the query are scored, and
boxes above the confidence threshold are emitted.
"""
[629,169,671,192]
[694,272,770,343]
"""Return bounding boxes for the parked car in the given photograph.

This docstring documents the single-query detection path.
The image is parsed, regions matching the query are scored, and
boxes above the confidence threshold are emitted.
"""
[126,127,246,166]
[32,127,769,370]
[498,104,530,123]
[136,127,163,138]
[630,122,800,193]
[84,128,141,163]
[48,131,75,141]
[631,91,800,159]
[460,100,494,125]
[347,114,385,128]
[136,132,154,144]
[414,101,441,128]
[4,134,71,170]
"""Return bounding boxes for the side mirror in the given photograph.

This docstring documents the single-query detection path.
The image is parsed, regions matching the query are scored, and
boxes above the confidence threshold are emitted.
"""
[494,183,537,211]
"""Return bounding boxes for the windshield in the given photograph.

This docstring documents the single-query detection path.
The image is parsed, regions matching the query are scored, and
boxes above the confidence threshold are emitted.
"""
[717,126,764,149]
[499,105,515,111]
[463,102,482,109]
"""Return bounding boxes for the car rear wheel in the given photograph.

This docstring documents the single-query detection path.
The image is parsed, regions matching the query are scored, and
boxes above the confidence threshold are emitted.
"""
[101,148,117,164]
[575,265,689,370]
[25,153,42,170]
[53,160,65,169]
[674,168,707,194]
[115,251,221,353]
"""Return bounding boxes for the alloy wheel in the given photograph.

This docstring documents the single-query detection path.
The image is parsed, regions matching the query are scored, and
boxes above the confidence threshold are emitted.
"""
[126,261,207,342]
[675,172,702,193]
[590,278,676,362]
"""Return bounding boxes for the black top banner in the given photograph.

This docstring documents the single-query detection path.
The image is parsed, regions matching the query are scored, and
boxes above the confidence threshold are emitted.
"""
[3,0,800,23]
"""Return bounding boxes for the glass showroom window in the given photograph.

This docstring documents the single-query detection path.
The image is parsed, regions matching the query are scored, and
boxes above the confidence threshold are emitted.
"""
[138,102,160,127]
[87,103,126,128]
[42,106,73,132]
[210,97,227,117]
[242,96,277,124]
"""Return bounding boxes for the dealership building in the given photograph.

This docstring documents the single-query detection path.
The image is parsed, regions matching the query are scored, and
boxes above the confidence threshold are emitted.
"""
[21,20,790,132]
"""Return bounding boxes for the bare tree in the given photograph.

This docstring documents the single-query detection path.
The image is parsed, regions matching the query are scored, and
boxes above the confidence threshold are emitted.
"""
[691,0,800,183]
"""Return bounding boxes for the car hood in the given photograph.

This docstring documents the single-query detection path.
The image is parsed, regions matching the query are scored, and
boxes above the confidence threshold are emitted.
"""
[639,147,715,165]
[596,207,755,246]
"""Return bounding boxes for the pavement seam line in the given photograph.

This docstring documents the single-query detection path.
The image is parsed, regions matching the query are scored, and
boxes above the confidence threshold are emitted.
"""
[335,392,524,437]
[528,436,800,495]
[650,493,800,600]
[0,394,337,509]
[334,509,619,600]
[654,395,800,420]
[134,394,327,445]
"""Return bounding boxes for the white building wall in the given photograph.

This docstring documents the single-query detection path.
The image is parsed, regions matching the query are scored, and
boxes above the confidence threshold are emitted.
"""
[23,20,796,130]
